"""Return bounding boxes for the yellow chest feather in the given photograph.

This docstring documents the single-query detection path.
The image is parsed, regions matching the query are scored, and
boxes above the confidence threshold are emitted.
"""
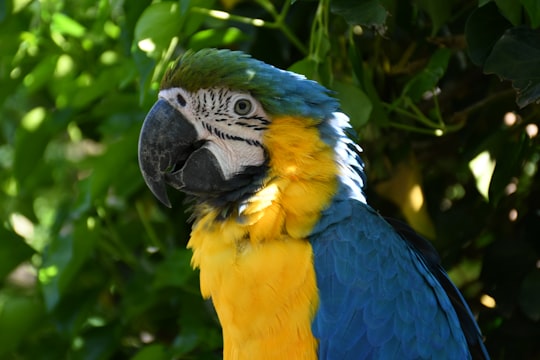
[187,116,337,359]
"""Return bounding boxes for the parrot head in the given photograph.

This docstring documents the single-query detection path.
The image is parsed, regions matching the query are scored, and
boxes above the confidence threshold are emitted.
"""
[138,48,341,208]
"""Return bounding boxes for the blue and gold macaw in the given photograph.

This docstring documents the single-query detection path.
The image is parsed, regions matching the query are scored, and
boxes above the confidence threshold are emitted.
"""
[138,49,489,359]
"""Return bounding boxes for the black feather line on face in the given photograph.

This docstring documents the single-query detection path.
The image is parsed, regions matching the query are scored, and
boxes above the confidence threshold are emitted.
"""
[201,121,264,148]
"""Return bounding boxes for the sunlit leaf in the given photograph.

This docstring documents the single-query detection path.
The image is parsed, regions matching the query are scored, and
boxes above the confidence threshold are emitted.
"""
[469,150,496,201]
[134,2,182,55]
[188,27,246,51]
[50,13,86,38]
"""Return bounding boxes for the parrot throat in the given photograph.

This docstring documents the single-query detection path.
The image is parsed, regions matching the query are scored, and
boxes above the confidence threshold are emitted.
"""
[187,115,339,360]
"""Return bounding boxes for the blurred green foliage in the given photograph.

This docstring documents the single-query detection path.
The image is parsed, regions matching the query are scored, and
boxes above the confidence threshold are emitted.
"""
[1,0,539,359]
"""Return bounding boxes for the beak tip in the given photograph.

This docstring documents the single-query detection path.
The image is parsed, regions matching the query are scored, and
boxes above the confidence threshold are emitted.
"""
[151,185,173,208]
[161,197,172,209]
[140,170,173,208]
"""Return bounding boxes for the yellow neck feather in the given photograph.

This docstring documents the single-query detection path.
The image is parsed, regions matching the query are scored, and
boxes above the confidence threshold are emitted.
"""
[187,116,338,359]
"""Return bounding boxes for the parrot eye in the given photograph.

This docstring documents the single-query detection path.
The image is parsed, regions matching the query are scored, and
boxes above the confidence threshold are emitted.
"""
[233,99,252,115]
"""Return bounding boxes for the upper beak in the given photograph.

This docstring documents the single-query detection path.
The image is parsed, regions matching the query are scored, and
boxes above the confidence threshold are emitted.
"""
[138,99,198,207]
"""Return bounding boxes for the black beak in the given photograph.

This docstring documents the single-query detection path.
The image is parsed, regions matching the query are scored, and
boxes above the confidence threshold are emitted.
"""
[138,99,198,207]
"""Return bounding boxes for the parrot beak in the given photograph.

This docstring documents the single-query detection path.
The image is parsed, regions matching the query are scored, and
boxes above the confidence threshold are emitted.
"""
[138,98,199,207]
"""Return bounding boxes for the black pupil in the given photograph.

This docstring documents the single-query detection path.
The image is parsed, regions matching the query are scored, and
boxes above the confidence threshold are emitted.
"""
[177,94,186,106]
[238,101,247,110]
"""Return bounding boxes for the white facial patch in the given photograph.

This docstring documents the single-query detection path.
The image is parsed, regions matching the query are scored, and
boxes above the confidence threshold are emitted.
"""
[159,87,268,179]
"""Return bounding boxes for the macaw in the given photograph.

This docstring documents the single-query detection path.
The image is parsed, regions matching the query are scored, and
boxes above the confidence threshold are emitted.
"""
[137,48,489,360]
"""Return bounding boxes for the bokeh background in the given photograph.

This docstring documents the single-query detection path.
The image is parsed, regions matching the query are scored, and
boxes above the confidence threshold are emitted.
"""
[1,0,539,359]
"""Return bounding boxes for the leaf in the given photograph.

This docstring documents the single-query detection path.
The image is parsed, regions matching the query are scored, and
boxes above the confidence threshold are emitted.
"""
[72,325,120,360]
[181,0,216,39]
[23,55,59,93]
[50,13,86,38]
[288,58,319,81]
[469,150,496,201]
[39,219,99,310]
[86,125,142,200]
[401,48,451,102]
[188,27,246,51]
[488,133,527,203]
[332,81,372,128]
[495,0,523,25]
[521,0,540,28]
[153,249,195,289]
[374,158,436,239]
[132,344,168,360]
[0,226,35,281]
[484,26,540,107]
[0,294,44,356]
[330,0,387,28]
[134,2,182,55]
[414,0,452,35]
[465,2,513,66]
[519,269,540,321]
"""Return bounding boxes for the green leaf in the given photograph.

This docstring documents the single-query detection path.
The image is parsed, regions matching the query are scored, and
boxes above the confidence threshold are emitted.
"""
[14,121,50,187]
[73,325,120,360]
[469,150,496,201]
[153,249,195,289]
[401,48,451,102]
[0,293,44,356]
[181,0,216,39]
[39,220,99,310]
[288,58,319,81]
[519,269,540,321]
[488,133,527,203]
[495,0,522,25]
[50,13,86,38]
[188,27,246,51]
[0,227,35,281]
[484,26,540,108]
[465,2,512,66]
[330,0,388,28]
[521,0,540,28]
[134,2,182,55]
[86,125,142,200]
[132,344,168,360]
[414,0,452,35]
[332,81,372,128]
[23,55,59,93]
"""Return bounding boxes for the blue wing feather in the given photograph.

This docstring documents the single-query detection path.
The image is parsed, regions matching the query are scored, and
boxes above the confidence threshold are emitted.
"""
[311,200,473,359]
[310,113,489,360]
